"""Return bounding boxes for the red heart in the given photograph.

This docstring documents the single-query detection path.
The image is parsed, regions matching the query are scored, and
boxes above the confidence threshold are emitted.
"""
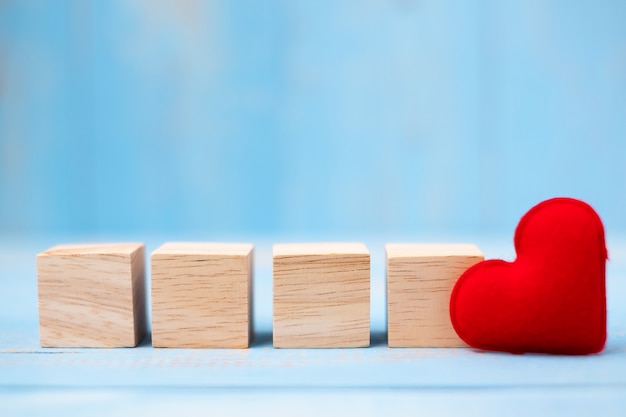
[450,198,607,355]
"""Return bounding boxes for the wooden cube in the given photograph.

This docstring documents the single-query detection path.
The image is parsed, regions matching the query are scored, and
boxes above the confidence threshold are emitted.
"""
[273,243,370,348]
[386,243,484,347]
[151,242,253,348]
[37,243,146,348]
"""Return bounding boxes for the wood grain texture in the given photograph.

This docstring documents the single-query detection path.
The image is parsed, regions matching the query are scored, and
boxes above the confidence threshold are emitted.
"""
[151,242,253,348]
[273,243,370,348]
[37,243,146,348]
[386,243,484,348]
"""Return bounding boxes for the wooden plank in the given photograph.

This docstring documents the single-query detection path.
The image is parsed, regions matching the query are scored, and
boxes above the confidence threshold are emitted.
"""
[151,242,253,348]
[36,243,146,347]
[386,243,483,347]
[273,242,370,348]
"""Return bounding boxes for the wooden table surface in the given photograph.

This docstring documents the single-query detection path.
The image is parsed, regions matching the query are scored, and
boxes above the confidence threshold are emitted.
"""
[1,236,625,416]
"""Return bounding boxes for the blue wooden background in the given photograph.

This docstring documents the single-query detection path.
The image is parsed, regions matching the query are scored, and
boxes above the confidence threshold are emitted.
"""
[1,0,625,236]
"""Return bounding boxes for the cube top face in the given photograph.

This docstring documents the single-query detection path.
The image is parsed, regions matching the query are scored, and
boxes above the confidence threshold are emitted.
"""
[37,243,146,348]
[38,242,144,259]
[273,242,369,257]
[151,242,253,348]
[151,242,253,257]
[273,242,370,348]
[385,243,484,258]
[386,243,484,348]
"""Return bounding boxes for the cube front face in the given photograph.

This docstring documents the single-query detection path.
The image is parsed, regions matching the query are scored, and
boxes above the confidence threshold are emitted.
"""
[386,243,484,348]
[273,243,370,348]
[151,243,253,348]
[37,243,146,348]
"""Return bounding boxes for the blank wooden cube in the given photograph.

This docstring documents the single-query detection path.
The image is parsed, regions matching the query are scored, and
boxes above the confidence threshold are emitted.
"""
[151,242,253,348]
[37,243,146,348]
[273,243,370,348]
[386,243,484,348]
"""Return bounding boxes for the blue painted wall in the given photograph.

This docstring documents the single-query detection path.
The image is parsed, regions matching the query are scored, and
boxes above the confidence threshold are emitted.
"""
[1,1,625,236]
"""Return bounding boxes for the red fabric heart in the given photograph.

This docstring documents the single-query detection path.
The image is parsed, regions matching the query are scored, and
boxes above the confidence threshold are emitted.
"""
[450,198,607,355]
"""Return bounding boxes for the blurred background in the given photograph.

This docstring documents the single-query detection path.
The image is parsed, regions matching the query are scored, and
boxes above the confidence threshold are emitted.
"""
[0,0,625,239]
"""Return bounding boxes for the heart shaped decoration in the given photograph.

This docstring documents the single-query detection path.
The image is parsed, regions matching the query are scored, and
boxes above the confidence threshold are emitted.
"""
[450,197,607,354]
